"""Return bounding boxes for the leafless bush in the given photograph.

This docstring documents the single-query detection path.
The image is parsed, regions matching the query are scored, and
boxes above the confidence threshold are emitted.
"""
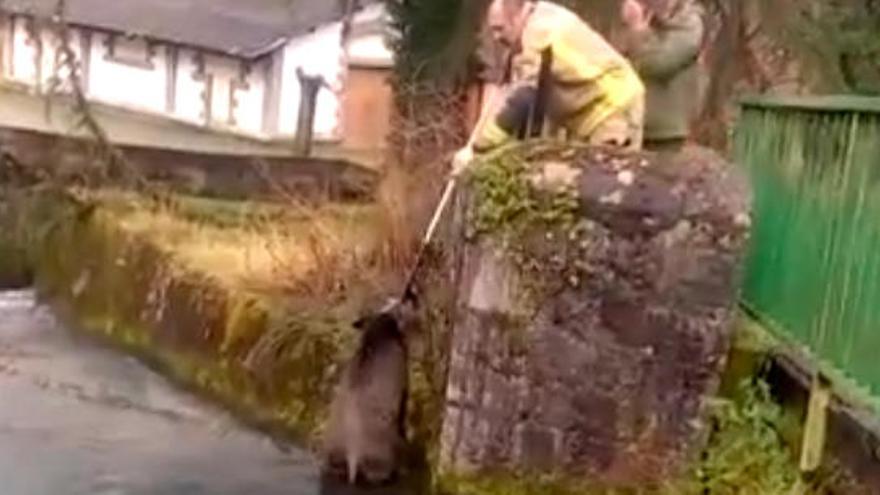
[249,81,472,300]
[388,79,470,172]
[378,80,471,278]
[44,0,147,190]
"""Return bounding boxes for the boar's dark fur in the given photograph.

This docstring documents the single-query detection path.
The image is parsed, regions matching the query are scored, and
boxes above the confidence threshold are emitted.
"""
[322,312,408,485]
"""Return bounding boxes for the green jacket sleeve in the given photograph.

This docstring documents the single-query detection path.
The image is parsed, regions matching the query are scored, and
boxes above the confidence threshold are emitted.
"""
[627,4,704,81]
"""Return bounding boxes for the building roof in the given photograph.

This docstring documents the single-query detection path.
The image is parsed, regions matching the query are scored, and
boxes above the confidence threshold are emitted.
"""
[2,0,375,58]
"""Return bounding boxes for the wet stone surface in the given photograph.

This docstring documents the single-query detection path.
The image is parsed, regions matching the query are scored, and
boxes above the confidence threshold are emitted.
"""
[0,290,409,495]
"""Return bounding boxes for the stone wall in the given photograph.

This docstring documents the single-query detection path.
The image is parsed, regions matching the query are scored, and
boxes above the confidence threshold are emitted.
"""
[0,128,378,201]
[438,144,752,487]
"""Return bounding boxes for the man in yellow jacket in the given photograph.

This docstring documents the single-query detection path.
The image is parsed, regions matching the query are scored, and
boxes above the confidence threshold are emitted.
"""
[454,0,646,174]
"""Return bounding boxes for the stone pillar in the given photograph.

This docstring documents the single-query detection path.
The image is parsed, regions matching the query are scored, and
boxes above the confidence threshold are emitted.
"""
[438,145,752,486]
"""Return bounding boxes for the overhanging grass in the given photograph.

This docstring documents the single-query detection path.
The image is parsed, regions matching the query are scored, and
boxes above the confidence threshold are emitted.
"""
[86,189,382,295]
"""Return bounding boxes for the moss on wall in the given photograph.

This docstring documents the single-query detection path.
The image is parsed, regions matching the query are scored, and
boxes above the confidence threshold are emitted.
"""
[0,242,30,287]
[0,196,32,287]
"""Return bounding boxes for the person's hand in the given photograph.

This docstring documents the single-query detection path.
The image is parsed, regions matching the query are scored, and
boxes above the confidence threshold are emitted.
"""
[621,0,651,32]
[451,146,474,177]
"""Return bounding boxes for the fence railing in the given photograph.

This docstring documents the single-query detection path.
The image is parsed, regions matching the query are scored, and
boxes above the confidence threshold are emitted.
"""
[734,95,880,407]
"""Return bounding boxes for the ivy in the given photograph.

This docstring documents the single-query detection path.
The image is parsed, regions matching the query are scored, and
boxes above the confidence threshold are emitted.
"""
[384,0,486,84]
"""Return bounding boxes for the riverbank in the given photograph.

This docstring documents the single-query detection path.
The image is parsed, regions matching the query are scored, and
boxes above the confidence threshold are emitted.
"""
[0,187,450,490]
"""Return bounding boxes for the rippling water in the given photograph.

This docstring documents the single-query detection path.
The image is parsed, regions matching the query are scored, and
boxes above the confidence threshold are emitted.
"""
[0,290,418,495]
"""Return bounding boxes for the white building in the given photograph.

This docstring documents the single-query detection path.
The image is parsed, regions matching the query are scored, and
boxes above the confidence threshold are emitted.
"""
[0,0,395,153]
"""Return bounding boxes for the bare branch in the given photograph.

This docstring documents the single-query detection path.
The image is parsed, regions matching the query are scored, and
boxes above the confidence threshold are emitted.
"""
[47,0,149,190]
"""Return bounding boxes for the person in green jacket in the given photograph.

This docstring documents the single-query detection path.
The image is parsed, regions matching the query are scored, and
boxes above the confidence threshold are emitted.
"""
[619,0,705,152]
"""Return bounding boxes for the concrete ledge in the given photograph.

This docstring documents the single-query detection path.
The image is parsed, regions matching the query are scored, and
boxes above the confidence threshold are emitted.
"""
[0,127,379,201]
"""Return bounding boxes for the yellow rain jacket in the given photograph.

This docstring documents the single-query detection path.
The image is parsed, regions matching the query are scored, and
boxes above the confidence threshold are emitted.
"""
[475,1,645,151]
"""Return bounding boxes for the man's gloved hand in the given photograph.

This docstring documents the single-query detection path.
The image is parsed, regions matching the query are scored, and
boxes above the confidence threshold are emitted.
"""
[451,146,475,177]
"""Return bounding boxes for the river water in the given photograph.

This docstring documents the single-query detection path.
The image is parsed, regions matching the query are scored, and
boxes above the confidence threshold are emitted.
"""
[0,289,408,495]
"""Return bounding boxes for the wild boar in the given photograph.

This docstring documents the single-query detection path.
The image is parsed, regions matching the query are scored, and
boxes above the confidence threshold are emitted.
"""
[322,312,408,485]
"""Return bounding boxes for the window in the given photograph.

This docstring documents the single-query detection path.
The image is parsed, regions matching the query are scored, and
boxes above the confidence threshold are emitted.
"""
[104,34,155,69]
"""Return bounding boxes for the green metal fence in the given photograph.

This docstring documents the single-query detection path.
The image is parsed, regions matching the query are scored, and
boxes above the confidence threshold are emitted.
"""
[734,95,880,406]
